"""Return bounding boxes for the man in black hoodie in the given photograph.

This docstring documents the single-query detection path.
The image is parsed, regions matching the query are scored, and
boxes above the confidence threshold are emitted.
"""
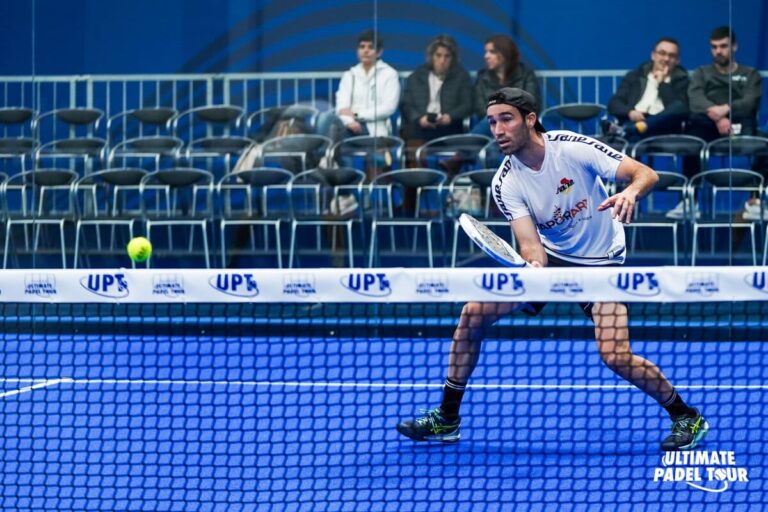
[400,34,473,165]
[606,37,689,141]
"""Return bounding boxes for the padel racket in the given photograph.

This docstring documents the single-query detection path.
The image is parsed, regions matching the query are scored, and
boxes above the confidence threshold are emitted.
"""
[458,213,528,267]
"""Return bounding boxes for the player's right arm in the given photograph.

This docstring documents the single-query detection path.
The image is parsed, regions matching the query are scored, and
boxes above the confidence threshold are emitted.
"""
[511,217,547,267]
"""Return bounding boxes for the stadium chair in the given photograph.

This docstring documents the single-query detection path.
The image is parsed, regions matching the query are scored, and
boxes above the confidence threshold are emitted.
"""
[72,168,148,268]
[34,108,107,174]
[704,135,768,171]
[415,134,492,175]
[140,167,215,268]
[174,105,251,178]
[2,168,79,268]
[632,134,707,221]
[246,104,319,142]
[623,171,688,265]
[218,167,293,268]
[368,168,448,267]
[107,107,182,170]
[540,103,606,136]
[688,168,763,265]
[260,134,333,174]
[329,135,405,179]
[0,107,37,174]
[287,167,366,268]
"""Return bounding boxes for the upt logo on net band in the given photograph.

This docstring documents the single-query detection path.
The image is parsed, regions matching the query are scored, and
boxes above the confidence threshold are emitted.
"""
[475,272,525,297]
[342,272,391,297]
[610,272,661,296]
[80,273,129,299]
[209,273,259,297]
[653,451,749,493]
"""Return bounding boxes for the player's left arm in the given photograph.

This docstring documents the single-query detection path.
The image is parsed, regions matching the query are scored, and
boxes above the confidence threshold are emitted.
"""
[597,156,659,224]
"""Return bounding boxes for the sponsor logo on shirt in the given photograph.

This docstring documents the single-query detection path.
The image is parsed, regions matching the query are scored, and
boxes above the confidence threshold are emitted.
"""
[556,177,575,195]
[537,199,589,231]
[546,133,624,161]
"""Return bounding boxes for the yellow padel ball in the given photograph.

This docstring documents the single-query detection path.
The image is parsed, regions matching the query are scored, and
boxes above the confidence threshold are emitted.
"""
[127,236,152,263]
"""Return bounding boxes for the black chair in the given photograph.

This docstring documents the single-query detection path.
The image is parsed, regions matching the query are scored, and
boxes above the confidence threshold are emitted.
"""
[415,134,492,175]
[35,108,107,173]
[705,135,768,171]
[218,167,293,268]
[287,167,366,268]
[174,105,252,177]
[540,103,606,135]
[3,168,79,268]
[107,107,182,169]
[0,107,37,173]
[368,168,448,267]
[140,168,215,268]
[261,134,333,174]
[688,169,763,265]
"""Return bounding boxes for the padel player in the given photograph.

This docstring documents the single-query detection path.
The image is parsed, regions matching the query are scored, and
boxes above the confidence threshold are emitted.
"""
[396,87,708,451]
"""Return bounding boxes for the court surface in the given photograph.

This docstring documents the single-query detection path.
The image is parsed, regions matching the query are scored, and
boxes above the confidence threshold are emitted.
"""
[0,329,765,511]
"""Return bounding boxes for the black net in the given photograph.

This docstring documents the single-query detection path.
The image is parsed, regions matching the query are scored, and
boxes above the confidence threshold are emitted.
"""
[0,268,765,509]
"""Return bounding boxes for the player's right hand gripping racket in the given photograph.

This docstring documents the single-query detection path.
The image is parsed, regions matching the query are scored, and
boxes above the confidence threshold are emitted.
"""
[458,213,529,267]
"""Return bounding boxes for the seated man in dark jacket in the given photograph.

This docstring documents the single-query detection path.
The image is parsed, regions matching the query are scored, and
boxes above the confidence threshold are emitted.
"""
[606,37,689,141]
[400,34,473,166]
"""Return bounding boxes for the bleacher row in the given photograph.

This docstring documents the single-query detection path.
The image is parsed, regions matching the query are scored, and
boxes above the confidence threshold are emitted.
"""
[1,78,768,268]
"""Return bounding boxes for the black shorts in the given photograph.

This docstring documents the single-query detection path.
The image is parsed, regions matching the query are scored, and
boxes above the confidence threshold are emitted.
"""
[521,253,624,321]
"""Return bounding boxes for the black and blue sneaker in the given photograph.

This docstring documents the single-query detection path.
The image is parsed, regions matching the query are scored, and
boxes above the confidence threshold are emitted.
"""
[661,410,709,451]
[396,408,461,443]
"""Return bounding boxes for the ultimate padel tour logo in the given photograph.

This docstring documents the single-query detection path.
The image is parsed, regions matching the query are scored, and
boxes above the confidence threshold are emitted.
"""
[609,272,660,296]
[209,273,259,298]
[80,273,129,298]
[24,274,57,296]
[475,272,525,297]
[685,272,719,296]
[283,274,317,298]
[549,273,584,297]
[415,273,449,297]
[653,451,749,493]
[342,272,391,297]
[152,274,186,298]
[746,271,768,294]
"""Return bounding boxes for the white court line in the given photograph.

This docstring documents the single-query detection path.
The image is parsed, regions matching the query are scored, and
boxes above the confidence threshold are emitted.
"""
[0,378,74,399]
[1,378,767,390]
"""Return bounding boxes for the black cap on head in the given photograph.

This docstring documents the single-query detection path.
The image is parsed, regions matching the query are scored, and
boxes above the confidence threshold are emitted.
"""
[486,87,546,132]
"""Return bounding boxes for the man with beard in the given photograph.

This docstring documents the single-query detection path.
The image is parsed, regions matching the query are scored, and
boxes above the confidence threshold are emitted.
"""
[687,26,763,141]
[396,87,709,452]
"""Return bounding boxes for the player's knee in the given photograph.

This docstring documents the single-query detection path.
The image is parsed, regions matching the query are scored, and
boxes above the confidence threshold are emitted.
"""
[461,302,500,326]
[600,350,633,371]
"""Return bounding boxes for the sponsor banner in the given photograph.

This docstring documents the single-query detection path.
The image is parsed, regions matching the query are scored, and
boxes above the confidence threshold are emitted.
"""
[0,267,767,303]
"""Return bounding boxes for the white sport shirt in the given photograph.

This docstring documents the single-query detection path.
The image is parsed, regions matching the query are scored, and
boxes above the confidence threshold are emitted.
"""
[491,130,627,265]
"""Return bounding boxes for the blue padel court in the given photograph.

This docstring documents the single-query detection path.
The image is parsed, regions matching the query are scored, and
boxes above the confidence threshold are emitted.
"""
[1,323,765,511]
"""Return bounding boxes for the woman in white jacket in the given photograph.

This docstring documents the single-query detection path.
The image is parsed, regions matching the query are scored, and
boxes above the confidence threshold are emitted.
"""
[318,30,401,141]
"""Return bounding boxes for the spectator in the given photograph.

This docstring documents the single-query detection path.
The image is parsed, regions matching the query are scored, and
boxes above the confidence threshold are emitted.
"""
[316,29,401,142]
[471,35,540,136]
[605,37,689,141]
[400,35,473,165]
[687,26,763,141]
